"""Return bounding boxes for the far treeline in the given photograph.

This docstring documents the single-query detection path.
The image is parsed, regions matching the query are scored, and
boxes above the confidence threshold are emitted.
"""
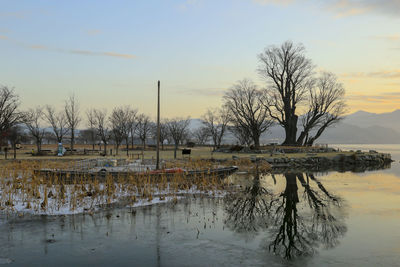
[0,41,346,158]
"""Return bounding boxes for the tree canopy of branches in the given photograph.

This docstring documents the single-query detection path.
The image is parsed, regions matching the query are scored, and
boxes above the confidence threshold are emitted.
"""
[224,79,273,150]
[5,125,25,159]
[258,41,314,145]
[109,106,136,155]
[229,123,252,147]
[136,114,152,150]
[0,86,21,139]
[65,94,81,151]
[22,107,45,153]
[297,72,347,146]
[166,117,190,159]
[152,120,168,150]
[201,107,230,150]
[193,127,209,146]
[86,108,98,150]
[93,109,110,155]
[44,105,69,143]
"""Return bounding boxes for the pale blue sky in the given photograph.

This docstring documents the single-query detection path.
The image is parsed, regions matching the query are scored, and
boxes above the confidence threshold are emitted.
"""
[1,0,399,119]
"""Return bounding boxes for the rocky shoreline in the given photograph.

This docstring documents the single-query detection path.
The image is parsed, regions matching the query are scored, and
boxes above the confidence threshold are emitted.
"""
[219,151,392,173]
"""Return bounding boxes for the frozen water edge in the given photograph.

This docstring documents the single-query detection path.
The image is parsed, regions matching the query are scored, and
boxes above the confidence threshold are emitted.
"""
[0,184,227,216]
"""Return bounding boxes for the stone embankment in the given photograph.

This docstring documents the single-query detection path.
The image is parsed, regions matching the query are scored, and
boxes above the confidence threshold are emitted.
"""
[245,151,393,172]
[266,152,390,165]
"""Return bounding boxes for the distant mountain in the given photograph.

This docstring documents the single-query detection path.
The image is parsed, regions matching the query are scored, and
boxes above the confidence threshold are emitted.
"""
[188,109,400,144]
[343,109,400,133]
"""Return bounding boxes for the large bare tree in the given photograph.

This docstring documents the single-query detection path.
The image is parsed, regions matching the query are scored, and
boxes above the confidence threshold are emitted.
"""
[65,94,81,151]
[224,79,273,150]
[258,41,314,145]
[201,107,230,150]
[23,107,45,154]
[44,105,69,144]
[0,86,21,139]
[166,117,190,159]
[297,72,347,146]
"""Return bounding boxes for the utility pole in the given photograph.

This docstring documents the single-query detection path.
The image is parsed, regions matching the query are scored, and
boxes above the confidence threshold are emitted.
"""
[156,80,161,170]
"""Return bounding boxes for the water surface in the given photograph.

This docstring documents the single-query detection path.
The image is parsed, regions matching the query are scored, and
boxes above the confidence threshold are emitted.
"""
[1,144,400,266]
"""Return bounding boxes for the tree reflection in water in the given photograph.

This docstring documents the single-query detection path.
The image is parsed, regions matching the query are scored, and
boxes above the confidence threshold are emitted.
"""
[224,170,347,259]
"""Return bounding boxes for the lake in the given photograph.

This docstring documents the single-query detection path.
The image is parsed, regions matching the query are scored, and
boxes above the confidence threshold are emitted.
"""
[1,144,400,266]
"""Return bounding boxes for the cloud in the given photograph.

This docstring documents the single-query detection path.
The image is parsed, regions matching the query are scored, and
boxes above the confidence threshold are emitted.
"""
[371,34,400,41]
[252,0,400,18]
[0,12,27,19]
[86,29,102,36]
[342,70,400,79]
[252,0,294,6]
[69,49,136,59]
[326,0,372,18]
[1,36,136,59]
[347,92,400,103]
[178,0,199,10]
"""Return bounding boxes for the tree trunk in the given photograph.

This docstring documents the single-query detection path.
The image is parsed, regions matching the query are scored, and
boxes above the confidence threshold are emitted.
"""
[126,138,129,156]
[36,140,41,154]
[13,144,16,159]
[282,115,298,145]
[174,144,178,159]
[131,131,134,150]
[103,143,107,155]
[71,129,74,151]
[253,132,261,150]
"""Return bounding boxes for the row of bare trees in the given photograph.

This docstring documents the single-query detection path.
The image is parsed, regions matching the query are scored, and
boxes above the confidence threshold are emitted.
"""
[1,41,346,156]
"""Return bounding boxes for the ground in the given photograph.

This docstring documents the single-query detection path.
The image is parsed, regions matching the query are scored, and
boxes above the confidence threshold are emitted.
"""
[0,144,356,162]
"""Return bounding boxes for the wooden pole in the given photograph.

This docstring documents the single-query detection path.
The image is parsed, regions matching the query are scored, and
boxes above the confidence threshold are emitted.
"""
[156,80,161,169]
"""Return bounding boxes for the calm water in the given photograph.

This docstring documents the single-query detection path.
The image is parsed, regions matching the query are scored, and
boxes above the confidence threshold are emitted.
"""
[1,144,400,266]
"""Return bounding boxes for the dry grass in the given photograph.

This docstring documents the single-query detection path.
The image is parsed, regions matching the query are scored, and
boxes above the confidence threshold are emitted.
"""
[0,158,255,215]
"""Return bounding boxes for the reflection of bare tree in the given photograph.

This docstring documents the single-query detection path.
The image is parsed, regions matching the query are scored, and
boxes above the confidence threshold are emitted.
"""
[224,172,273,235]
[224,171,347,259]
[268,173,347,259]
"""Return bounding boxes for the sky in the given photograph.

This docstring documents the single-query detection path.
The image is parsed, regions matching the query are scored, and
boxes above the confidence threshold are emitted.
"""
[0,0,399,120]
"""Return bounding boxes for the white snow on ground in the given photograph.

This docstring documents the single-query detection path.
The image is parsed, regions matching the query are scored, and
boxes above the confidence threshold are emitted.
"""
[0,183,226,216]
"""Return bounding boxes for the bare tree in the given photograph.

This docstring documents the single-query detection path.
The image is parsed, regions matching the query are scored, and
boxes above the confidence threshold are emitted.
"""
[151,120,168,150]
[93,109,110,155]
[23,107,45,154]
[86,108,98,150]
[201,107,230,150]
[297,72,347,146]
[65,94,81,151]
[224,79,273,150]
[124,107,137,155]
[136,114,152,150]
[44,105,69,144]
[258,41,314,145]
[6,125,25,159]
[0,86,21,138]
[128,111,139,150]
[193,127,210,146]
[166,117,190,159]
[109,106,135,155]
[229,123,253,147]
